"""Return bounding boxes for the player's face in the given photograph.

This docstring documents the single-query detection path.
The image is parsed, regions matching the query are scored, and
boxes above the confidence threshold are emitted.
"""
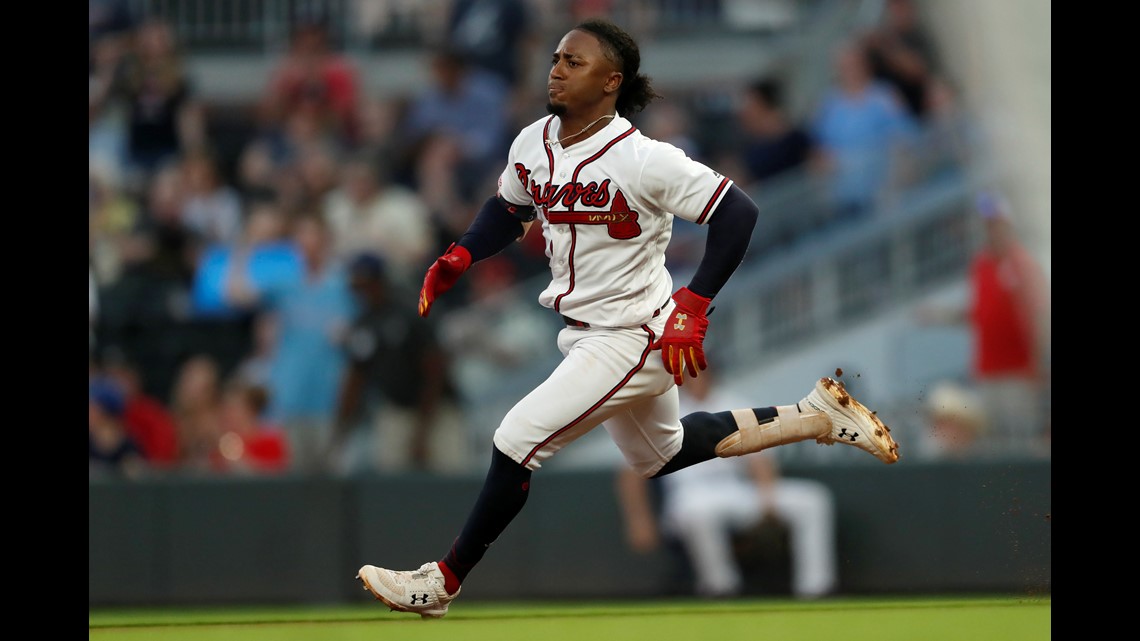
[547,29,621,116]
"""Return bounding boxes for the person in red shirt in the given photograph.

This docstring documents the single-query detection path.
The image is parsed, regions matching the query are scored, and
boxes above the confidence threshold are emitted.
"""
[101,354,180,469]
[257,10,360,145]
[967,192,1049,455]
[212,378,290,475]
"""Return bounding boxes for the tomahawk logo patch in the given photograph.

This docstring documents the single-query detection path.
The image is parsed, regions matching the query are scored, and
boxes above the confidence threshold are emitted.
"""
[545,190,642,239]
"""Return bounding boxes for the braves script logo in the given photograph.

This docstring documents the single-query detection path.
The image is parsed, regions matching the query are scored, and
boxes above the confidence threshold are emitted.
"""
[515,163,641,239]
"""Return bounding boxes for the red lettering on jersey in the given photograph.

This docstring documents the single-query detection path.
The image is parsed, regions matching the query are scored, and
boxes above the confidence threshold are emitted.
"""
[513,163,614,211]
[581,179,611,207]
[561,183,588,207]
[514,163,530,189]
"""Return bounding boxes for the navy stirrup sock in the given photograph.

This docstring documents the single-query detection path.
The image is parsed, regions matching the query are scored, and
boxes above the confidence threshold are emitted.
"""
[652,407,778,478]
[439,446,532,591]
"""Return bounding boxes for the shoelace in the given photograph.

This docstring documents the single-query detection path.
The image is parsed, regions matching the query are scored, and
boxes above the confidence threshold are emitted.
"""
[411,564,440,585]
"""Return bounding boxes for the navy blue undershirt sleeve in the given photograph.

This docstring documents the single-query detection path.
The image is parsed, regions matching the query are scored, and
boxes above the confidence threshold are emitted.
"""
[687,183,759,299]
[456,196,528,263]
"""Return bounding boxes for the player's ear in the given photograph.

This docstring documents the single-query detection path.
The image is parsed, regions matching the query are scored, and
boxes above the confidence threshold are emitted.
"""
[604,72,623,96]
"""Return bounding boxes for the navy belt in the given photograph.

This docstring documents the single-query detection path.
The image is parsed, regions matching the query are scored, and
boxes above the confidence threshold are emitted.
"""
[561,300,669,328]
[562,315,590,328]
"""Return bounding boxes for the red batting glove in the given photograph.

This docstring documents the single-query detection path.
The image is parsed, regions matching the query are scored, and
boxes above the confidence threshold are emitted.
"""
[418,243,472,317]
[655,287,712,386]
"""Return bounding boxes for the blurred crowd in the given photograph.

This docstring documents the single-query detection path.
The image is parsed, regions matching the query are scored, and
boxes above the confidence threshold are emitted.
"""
[89,0,999,480]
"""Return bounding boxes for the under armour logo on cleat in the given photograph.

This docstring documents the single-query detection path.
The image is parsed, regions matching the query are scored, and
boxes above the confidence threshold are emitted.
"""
[674,313,688,331]
[410,594,430,605]
[838,428,858,442]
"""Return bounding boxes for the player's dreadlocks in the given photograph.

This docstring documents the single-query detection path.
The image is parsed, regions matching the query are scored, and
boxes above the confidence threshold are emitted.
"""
[575,18,662,116]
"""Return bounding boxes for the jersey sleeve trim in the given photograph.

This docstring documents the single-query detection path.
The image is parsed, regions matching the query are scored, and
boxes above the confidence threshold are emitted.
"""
[696,176,733,225]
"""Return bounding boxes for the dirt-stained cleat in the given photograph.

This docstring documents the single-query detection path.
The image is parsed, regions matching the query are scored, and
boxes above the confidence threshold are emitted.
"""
[802,377,900,464]
[356,562,459,619]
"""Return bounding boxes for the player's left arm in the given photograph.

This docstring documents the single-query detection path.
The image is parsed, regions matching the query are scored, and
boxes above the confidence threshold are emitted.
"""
[686,184,759,301]
[659,183,759,384]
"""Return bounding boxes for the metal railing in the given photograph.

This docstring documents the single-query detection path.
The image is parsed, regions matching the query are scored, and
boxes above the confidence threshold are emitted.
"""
[705,169,983,369]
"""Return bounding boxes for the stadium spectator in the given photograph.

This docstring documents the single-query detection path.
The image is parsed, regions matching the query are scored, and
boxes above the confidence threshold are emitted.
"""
[617,371,837,599]
[257,8,360,147]
[720,77,823,256]
[735,79,814,189]
[289,142,345,216]
[169,353,225,471]
[809,40,919,224]
[330,253,470,474]
[404,46,511,201]
[89,0,136,177]
[114,17,207,189]
[133,162,199,286]
[102,351,180,469]
[89,377,147,479]
[861,0,940,120]
[351,97,403,162]
[223,213,356,474]
[89,156,142,287]
[916,380,986,461]
[916,192,1050,456]
[412,131,478,249]
[179,146,244,247]
[235,139,281,204]
[968,193,1051,453]
[94,163,198,401]
[212,379,290,475]
[445,0,539,122]
[322,151,434,288]
[232,311,278,392]
[191,199,301,319]
[89,0,135,75]
[912,75,974,181]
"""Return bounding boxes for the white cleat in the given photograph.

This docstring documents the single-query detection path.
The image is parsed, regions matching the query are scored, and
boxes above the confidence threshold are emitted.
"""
[356,562,459,619]
[802,377,900,464]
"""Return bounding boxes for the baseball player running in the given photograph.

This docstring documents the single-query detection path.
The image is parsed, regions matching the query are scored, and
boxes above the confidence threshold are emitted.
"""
[357,18,900,618]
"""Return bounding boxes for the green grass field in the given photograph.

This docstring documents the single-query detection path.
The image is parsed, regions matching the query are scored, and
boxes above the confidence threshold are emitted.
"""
[89,595,1050,641]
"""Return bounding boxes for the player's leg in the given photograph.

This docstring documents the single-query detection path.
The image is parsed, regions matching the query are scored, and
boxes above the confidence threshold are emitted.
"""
[492,323,670,469]
[433,324,666,584]
[640,378,898,478]
[358,324,662,616]
[599,320,768,479]
[357,446,531,618]
[714,378,900,464]
[648,406,780,478]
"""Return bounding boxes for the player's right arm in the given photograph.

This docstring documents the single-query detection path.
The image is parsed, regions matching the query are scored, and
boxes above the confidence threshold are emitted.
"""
[418,128,540,317]
[418,194,538,317]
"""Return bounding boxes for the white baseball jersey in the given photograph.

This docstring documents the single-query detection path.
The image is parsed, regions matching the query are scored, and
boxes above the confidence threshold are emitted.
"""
[497,114,733,327]
[491,113,735,475]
